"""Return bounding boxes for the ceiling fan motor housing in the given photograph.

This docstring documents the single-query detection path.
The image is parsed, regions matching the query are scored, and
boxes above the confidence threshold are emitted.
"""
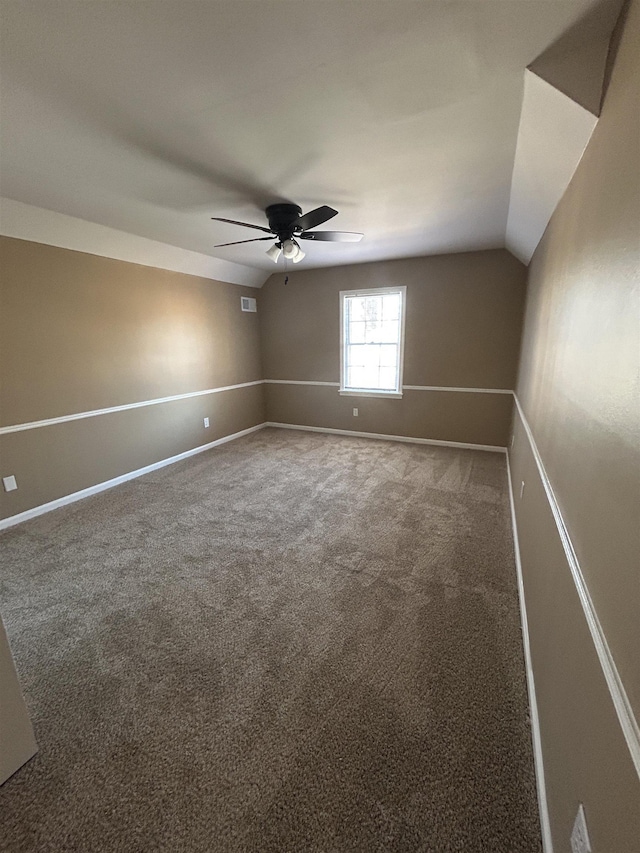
[265,204,303,240]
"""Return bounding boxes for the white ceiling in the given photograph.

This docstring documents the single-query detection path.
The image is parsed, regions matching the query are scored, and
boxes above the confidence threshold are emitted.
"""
[0,0,614,276]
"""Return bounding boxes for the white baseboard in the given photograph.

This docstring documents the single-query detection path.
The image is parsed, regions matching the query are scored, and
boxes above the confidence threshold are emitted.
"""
[1,420,506,531]
[0,423,267,531]
[506,454,554,853]
[265,422,507,453]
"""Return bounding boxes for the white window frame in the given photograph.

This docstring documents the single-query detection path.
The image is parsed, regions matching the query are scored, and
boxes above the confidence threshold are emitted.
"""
[339,286,407,398]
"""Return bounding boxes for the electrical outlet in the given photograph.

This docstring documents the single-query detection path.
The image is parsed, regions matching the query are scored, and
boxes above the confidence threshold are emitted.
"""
[571,804,592,853]
[511,434,515,448]
[203,417,210,428]
[353,408,359,417]
[520,480,525,499]
[2,475,18,493]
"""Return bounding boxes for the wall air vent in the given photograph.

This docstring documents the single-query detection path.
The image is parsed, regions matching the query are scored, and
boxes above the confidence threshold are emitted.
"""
[241,296,257,313]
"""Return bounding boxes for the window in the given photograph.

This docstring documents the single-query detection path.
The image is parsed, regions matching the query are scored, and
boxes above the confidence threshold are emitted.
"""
[340,286,406,397]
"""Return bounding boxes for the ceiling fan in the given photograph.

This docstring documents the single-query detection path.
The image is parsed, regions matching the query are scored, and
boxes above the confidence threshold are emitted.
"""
[212,203,364,263]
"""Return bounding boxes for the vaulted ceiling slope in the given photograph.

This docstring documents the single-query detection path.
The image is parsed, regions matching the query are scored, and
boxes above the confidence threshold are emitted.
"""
[507,0,623,263]
[0,0,624,284]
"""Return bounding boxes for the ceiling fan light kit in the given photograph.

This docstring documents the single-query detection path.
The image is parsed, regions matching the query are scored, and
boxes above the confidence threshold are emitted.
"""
[282,238,299,260]
[267,238,305,264]
[265,243,282,262]
[212,203,363,265]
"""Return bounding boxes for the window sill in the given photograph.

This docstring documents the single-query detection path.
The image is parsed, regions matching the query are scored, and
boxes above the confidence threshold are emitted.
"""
[339,389,403,399]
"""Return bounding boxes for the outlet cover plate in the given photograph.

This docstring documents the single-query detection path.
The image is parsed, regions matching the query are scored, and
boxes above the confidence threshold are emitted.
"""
[204,417,210,428]
[571,803,592,853]
[2,475,18,492]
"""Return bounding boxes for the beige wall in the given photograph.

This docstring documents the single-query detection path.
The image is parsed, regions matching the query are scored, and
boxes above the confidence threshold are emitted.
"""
[265,385,513,449]
[259,249,527,447]
[510,1,640,850]
[0,238,265,520]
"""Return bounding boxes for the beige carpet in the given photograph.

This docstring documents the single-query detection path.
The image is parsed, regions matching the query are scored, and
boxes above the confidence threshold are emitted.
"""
[0,428,541,852]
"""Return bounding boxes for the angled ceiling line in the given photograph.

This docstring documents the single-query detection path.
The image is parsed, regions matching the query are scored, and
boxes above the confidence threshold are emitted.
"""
[0,198,270,288]
[504,0,624,264]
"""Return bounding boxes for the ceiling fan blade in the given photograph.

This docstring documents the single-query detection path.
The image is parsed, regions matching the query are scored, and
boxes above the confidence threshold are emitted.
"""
[211,217,273,234]
[300,231,364,242]
[292,205,339,232]
[214,237,275,247]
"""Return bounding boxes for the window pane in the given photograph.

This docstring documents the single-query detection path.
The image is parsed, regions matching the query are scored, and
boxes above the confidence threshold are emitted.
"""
[347,365,371,389]
[381,293,400,321]
[366,346,383,373]
[377,319,399,343]
[348,295,383,324]
[347,320,366,344]
[362,323,378,344]
[346,344,362,368]
[345,344,398,391]
[347,346,374,390]
[378,367,397,390]
[347,345,378,370]
[360,318,399,344]
[363,296,382,327]
[379,344,398,367]
[347,296,365,323]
